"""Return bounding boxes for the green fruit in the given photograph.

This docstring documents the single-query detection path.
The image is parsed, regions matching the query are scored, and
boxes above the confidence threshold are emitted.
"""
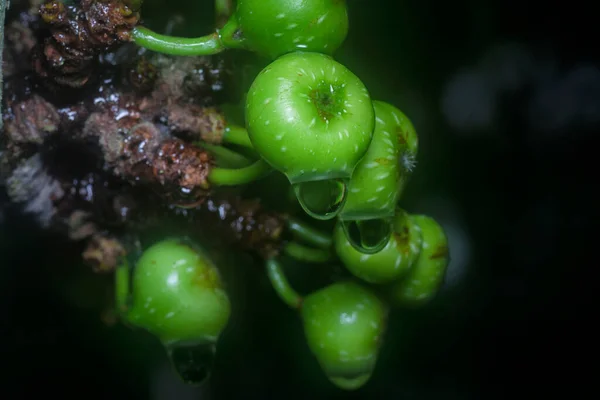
[334,208,422,284]
[389,215,449,306]
[336,101,419,253]
[340,101,419,221]
[246,52,375,184]
[301,281,388,390]
[125,239,231,346]
[236,0,349,59]
[246,52,375,220]
[382,102,418,166]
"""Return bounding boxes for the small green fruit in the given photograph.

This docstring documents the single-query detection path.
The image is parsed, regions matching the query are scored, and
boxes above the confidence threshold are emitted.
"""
[236,0,349,59]
[334,208,422,284]
[340,101,419,221]
[246,52,375,185]
[301,281,388,390]
[125,239,231,346]
[389,215,449,306]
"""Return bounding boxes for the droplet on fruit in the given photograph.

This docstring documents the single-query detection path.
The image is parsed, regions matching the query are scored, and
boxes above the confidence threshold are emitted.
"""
[165,341,216,386]
[293,178,348,220]
[341,218,391,255]
[329,373,373,391]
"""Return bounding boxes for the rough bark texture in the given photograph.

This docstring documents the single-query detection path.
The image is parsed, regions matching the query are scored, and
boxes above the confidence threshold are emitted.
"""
[1,0,284,272]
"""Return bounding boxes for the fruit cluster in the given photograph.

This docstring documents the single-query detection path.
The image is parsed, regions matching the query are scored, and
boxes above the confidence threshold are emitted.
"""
[116,0,450,390]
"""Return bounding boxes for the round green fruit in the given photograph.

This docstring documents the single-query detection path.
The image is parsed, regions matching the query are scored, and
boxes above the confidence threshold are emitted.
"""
[246,52,375,184]
[301,281,388,390]
[236,0,349,59]
[334,208,422,284]
[389,215,449,306]
[124,239,231,346]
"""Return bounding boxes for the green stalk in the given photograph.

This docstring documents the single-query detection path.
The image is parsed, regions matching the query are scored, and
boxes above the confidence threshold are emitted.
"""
[283,242,332,263]
[201,143,253,168]
[132,16,244,56]
[223,124,254,149]
[266,258,303,309]
[208,159,271,186]
[286,217,333,249]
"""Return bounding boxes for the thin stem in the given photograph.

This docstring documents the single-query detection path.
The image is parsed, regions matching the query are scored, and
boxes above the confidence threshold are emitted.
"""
[132,27,224,56]
[266,258,303,309]
[223,124,254,149]
[286,217,333,249]
[132,17,244,56]
[201,143,253,168]
[284,242,332,263]
[208,159,271,186]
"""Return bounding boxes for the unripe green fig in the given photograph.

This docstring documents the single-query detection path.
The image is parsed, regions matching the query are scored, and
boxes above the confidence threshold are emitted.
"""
[246,52,375,220]
[119,239,232,385]
[125,239,231,346]
[301,281,388,390]
[334,208,422,284]
[389,215,449,307]
[341,101,419,220]
[236,0,349,59]
[339,101,419,253]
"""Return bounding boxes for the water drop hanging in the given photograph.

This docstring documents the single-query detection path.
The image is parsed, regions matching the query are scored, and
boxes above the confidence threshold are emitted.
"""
[293,178,348,220]
[342,218,392,254]
[329,374,373,391]
[165,341,216,386]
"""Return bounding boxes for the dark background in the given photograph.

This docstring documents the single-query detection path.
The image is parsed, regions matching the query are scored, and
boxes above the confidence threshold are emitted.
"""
[1,0,596,398]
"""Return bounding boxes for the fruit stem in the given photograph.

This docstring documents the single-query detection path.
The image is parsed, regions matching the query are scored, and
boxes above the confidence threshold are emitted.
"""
[132,17,244,56]
[201,143,253,168]
[265,258,303,309]
[223,125,254,149]
[286,217,333,249]
[208,159,271,186]
[284,242,332,263]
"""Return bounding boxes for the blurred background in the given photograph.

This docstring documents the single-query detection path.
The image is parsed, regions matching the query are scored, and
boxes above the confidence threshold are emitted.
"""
[1,0,596,398]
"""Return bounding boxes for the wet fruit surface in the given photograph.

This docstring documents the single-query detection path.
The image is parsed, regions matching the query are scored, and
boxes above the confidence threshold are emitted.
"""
[334,209,422,284]
[301,281,388,390]
[126,239,231,344]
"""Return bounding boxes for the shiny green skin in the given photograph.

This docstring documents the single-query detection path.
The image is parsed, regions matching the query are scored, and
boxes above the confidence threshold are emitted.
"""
[246,52,375,184]
[389,215,449,307]
[340,101,418,220]
[380,101,418,158]
[375,101,418,199]
[126,239,231,345]
[301,281,388,390]
[334,208,422,284]
[236,0,349,59]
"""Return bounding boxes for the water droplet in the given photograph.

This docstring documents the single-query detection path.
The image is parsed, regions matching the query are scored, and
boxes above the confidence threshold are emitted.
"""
[165,341,215,386]
[328,373,372,390]
[342,218,391,254]
[293,179,348,220]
